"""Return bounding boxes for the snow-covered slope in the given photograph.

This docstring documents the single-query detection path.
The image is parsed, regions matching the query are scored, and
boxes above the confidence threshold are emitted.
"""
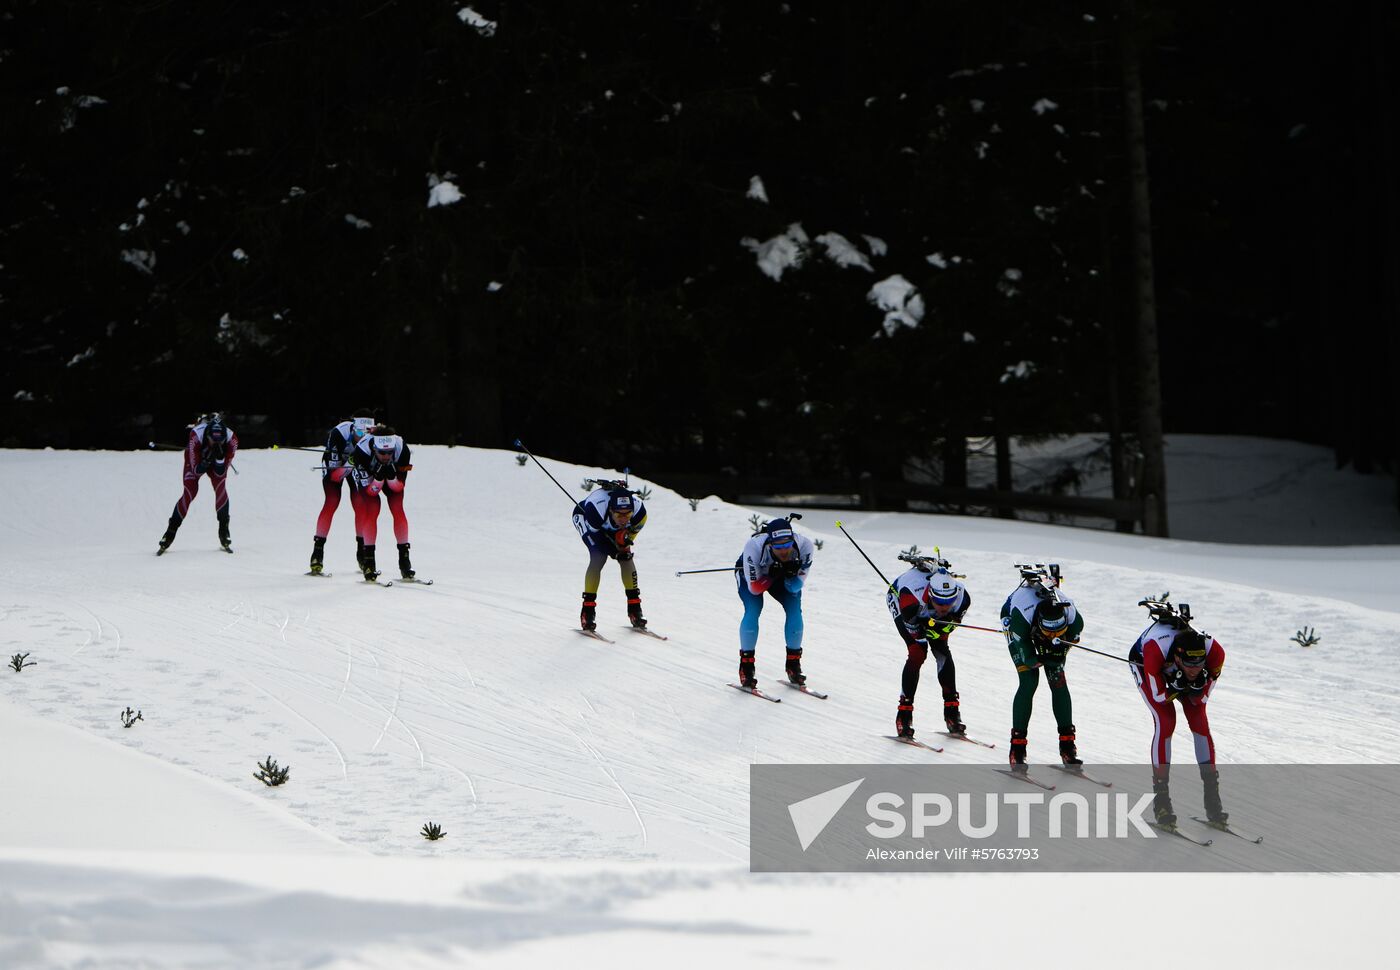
[1,446,1396,968]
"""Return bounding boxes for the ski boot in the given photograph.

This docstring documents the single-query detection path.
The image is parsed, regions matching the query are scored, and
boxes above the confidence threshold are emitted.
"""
[356,536,366,571]
[397,542,415,580]
[739,651,757,689]
[1009,728,1029,773]
[1058,724,1083,766]
[1201,765,1229,826]
[157,514,180,554]
[1153,779,1177,827]
[580,593,598,631]
[785,650,806,686]
[217,511,232,551]
[309,536,326,575]
[361,545,379,581]
[624,587,647,629]
[896,696,915,739]
[943,694,965,735]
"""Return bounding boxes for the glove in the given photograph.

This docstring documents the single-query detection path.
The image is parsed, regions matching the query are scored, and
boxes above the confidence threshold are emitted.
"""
[616,547,634,562]
[926,617,956,639]
[1163,665,1207,700]
[783,575,804,593]
[777,558,801,578]
[1035,632,1071,661]
[371,461,394,482]
[209,461,227,477]
[195,461,209,475]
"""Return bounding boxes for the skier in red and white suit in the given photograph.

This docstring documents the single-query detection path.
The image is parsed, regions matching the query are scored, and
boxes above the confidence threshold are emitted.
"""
[308,411,376,575]
[348,428,414,581]
[157,413,238,553]
[1129,620,1228,826]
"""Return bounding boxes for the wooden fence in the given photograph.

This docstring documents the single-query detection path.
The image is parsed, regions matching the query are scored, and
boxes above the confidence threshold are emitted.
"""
[648,473,1153,532]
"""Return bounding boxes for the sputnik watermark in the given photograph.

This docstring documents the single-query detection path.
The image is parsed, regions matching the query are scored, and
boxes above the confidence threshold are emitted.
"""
[862,790,1155,840]
[751,764,1400,872]
[788,783,1153,853]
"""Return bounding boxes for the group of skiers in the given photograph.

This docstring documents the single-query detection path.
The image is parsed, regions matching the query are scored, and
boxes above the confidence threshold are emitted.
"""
[578,483,1229,831]
[156,411,418,583]
[157,424,1229,831]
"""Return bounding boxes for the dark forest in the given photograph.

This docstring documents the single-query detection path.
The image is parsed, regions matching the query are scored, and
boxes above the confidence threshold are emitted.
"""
[3,1,1396,512]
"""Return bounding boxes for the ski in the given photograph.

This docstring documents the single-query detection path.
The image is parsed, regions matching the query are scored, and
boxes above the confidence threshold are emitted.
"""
[155,548,169,556]
[1050,765,1114,787]
[729,683,782,703]
[1191,817,1263,844]
[363,576,393,587]
[396,577,435,586]
[1151,822,1213,847]
[785,682,829,699]
[628,626,668,641]
[886,735,944,753]
[220,546,233,554]
[305,571,332,578]
[576,629,615,644]
[995,769,1056,791]
[938,731,996,748]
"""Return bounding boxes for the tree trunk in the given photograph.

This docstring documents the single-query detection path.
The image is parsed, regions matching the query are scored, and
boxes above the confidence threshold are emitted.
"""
[1120,1,1169,537]
[943,433,967,515]
[995,433,1013,519]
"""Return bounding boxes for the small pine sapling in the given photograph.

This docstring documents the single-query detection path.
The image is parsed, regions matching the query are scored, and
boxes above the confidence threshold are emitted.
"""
[120,706,143,728]
[9,652,35,672]
[515,454,528,466]
[687,498,699,511]
[421,821,446,841]
[253,755,291,786]
[900,544,921,558]
[1291,626,1321,648]
[748,513,763,532]
[813,538,824,551]
[635,485,652,500]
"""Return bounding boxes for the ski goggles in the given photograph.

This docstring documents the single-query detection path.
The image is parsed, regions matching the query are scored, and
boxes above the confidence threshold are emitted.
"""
[769,536,797,560]
[927,595,957,615]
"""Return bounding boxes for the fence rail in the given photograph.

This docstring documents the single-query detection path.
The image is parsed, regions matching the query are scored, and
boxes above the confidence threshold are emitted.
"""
[649,473,1148,529]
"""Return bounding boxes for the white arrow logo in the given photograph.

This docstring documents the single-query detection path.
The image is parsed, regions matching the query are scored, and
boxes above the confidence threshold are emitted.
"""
[787,778,864,851]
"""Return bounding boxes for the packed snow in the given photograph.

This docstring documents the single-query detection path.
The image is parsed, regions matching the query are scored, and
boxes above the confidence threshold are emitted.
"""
[1,442,1396,968]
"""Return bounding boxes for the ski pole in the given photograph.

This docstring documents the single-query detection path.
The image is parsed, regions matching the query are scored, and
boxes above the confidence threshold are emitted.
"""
[147,441,184,451]
[514,439,582,509]
[675,566,737,577]
[835,520,895,590]
[1064,640,1141,666]
[277,446,330,454]
[931,617,1007,636]
[914,596,1139,663]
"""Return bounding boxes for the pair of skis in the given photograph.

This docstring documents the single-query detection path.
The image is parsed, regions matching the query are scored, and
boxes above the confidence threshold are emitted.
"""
[577,626,669,644]
[155,545,232,556]
[1178,816,1264,845]
[887,730,998,755]
[989,765,1114,791]
[727,680,830,703]
[304,571,435,588]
